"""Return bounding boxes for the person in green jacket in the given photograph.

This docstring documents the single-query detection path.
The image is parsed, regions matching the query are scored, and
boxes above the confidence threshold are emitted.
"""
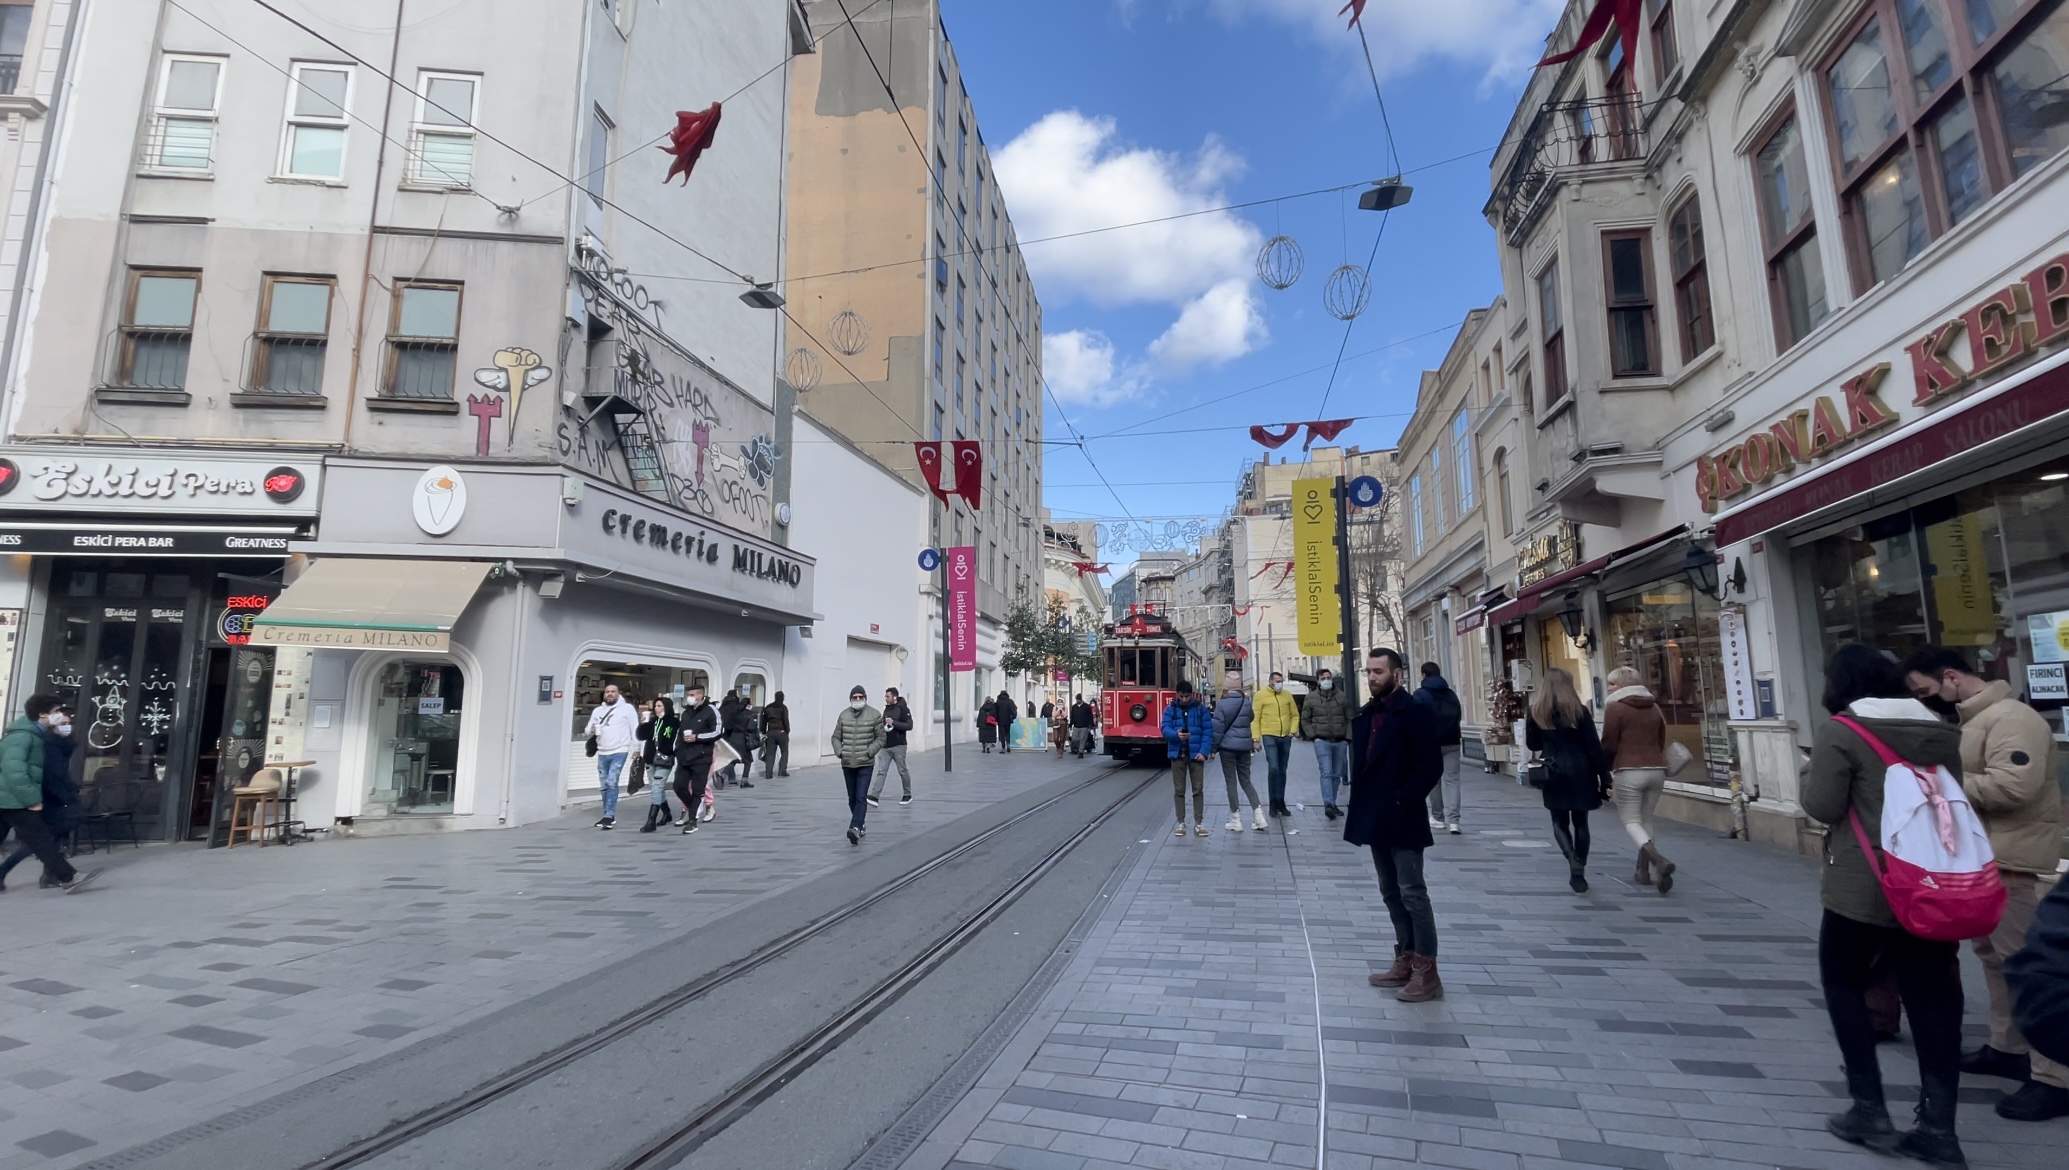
[1301,669,1357,820]
[831,685,885,845]
[0,694,100,895]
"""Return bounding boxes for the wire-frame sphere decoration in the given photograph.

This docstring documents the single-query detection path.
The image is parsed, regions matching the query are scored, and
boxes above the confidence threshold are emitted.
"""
[827,309,870,357]
[1256,235,1304,290]
[783,346,824,393]
[1323,263,1372,322]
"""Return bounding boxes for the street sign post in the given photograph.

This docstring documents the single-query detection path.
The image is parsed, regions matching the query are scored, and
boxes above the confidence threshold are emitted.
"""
[1347,475,1384,509]
[918,547,941,572]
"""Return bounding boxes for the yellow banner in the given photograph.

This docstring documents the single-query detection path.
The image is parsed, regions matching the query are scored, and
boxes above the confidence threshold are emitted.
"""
[1292,478,1342,657]
[1924,509,1998,646]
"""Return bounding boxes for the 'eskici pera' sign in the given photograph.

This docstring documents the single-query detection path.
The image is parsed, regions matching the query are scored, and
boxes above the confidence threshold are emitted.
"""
[1697,252,2068,512]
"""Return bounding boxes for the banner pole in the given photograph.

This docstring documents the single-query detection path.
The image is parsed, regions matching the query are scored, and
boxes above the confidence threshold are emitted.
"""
[1335,475,1357,685]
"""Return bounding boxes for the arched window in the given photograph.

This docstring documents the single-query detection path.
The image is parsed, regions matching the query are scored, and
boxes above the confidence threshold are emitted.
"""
[1494,448,1514,536]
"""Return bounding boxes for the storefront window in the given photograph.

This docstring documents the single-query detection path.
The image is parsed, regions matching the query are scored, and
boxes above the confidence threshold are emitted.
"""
[1605,580,1735,787]
[368,660,464,816]
[568,661,710,737]
[732,672,768,705]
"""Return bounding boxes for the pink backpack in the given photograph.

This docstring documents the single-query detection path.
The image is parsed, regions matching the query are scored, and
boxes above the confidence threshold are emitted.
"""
[1833,715,2006,941]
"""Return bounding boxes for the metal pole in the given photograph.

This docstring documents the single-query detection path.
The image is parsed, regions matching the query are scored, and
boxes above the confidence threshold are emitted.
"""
[941,556,953,773]
[1334,476,1357,686]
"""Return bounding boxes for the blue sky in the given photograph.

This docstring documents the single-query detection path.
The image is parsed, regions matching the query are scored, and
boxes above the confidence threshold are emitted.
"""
[940,0,1563,549]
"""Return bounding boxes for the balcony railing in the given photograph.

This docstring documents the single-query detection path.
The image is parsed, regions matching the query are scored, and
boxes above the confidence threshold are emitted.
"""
[1495,95,1652,247]
[0,55,21,95]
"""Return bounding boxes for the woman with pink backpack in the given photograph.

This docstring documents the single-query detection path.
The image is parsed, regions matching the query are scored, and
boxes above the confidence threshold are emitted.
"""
[1804,645,1999,1170]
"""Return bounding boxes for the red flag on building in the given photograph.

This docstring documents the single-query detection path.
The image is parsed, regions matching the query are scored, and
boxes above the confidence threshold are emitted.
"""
[1221,637,1251,660]
[951,440,983,509]
[1072,562,1111,577]
[1250,423,1299,449]
[913,441,950,503]
[1535,0,1642,68]
[660,102,723,185]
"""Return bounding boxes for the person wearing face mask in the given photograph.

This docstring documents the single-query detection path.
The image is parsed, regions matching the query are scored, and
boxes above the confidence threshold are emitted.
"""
[1904,645,2069,1122]
[0,695,99,894]
[1301,668,1356,820]
[833,685,885,845]
[672,686,721,835]
[1253,672,1300,818]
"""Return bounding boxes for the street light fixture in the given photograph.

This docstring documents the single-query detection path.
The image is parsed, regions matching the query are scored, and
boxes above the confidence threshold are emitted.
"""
[740,281,785,310]
[1555,591,1594,650]
[1681,545,1722,598]
[1358,177,1414,211]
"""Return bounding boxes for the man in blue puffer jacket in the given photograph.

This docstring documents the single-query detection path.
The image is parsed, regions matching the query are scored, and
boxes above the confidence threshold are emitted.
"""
[1162,680,1215,838]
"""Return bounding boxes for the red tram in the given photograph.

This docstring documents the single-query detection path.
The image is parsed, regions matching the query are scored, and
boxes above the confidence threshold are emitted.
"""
[1099,608,1197,762]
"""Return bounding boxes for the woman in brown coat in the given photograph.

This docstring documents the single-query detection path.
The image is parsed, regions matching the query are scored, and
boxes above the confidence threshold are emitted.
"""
[1600,665,1675,893]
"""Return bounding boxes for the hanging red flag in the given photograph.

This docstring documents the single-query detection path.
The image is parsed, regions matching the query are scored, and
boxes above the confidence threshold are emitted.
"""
[1249,560,1288,581]
[951,440,983,510]
[1303,419,1355,450]
[1278,562,1296,585]
[659,102,723,185]
[1249,423,1299,449]
[1339,0,1367,29]
[1231,604,1255,617]
[1072,562,1111,577]
[913,441,950,503]
[1535,0,1642,68]
[1221,637,1251,660]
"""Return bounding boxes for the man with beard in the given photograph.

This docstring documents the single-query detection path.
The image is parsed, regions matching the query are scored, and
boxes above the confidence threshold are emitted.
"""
[1344,648,1445,1002]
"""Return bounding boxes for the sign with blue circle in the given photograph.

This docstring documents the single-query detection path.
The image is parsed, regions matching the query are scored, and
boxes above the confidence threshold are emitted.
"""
[917,547,942,572]
[1347,475,1384,509]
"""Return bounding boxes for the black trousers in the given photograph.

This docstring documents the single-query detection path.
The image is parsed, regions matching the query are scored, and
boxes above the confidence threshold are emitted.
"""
[1819,909,1963,1109]
[0,808,76,884]
[673,755,711,816]
[1371,845,1438,957]
[1549,809,1592,869]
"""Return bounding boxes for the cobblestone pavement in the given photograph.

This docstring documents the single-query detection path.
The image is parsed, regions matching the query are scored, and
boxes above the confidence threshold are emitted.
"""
[908,754,2061,1170]
[0,744,1081,1170]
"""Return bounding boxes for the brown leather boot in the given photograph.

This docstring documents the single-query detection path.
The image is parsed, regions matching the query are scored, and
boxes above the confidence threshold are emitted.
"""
[1643,843,1676,895]
[1633,849,1653,886]
[1396,954,1443,1002]
[1367,946,1412,988]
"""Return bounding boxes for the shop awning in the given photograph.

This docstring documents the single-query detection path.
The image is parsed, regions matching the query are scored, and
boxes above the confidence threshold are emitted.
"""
[249,558,492,652]
[1484,527,1686,626]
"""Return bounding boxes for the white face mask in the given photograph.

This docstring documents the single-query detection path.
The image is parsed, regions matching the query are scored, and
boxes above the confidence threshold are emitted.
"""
[850,699,866,711]
[1320,678,1334,690]
[53,720,73,737]
[1269,681,1282,691]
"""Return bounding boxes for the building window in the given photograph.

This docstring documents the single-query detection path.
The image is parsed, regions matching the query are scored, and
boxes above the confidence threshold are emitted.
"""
[933,318,944,381]
[957,117,967,173]
[932,403,944,442]
[408,72,478,188]
[936,63,947,124]
[119,270,199,390]
[1667,194,1715,359]
[1429,444,1445,529]
[1494,448,1514,535]
[955,276,965,324]
[1538,260,1567,407]
[954,354,965,410]
[1651,1,1679,79]
[254,276,333,395]
[1452,409,1475,512]
[279,62,352,179]
[935,234,948,294]
[1754,110,1830,350]
[1408,474,1425,556]
[586,107,611,207]
[146,54,223,171]
[1818,1,2069,291]
[384,282,462,399]
[1603,230,1660,377]
[0,3,28,95]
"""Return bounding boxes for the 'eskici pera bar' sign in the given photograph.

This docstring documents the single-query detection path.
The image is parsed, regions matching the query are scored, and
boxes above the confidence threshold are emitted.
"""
[1697,252,2069,513]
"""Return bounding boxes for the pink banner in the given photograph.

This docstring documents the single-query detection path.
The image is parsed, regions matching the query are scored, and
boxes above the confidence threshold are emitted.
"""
[948,545,977,672]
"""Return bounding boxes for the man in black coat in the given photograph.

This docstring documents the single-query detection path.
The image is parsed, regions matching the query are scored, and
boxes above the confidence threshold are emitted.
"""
[1345,648,1445,1003]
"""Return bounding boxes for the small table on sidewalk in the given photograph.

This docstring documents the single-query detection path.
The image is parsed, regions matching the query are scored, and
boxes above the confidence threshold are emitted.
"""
[266,760,319,845]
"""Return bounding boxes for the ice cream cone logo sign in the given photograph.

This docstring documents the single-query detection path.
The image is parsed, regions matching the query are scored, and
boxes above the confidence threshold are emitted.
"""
[412,466,468,536]
[468,348,554,457]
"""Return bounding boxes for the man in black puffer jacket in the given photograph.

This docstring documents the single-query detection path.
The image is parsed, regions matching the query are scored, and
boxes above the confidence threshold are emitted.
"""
[1415,663,1465,834]
[2010,877,2069,1071]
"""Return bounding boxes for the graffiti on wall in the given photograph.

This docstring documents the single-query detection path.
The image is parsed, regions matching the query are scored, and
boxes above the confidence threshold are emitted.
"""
[561,248,778,536]
[469,348,554,457]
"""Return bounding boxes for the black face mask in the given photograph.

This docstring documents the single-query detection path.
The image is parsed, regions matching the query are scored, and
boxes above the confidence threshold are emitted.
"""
[1920,694,1959,721]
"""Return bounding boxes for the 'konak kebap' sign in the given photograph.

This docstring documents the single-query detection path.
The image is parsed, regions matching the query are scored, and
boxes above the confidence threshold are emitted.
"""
[1698,252,2069,513]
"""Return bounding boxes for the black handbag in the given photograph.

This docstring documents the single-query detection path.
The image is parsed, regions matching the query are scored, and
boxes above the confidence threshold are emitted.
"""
[585,734,598,758]
[1524,758,1549,788]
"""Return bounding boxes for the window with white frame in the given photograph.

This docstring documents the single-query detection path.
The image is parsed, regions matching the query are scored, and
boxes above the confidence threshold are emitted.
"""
[586,107,611,207]
[1452,409,1475,512]
[1429,444,1445,530]
[408,71,478,188]
[279,62,352,179]
[1409,474,1425,556]
[147,54,224,172]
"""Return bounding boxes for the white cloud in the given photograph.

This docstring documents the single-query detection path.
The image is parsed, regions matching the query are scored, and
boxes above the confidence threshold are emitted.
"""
[1149,278,1267,370]
[1044,329,1130,407]
[1184,0,1567,79]
[995,111,1268,400]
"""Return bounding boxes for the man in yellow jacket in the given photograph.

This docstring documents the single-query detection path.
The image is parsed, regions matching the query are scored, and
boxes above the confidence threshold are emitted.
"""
[1253,671,1301,818]
[1907,647,2068,1122]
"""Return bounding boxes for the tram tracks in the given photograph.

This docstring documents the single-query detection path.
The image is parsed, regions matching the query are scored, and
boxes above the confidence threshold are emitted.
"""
[297,764,1157,1170]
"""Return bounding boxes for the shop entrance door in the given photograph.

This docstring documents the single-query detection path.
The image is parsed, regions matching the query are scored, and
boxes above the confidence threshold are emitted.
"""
[192,645,275,844]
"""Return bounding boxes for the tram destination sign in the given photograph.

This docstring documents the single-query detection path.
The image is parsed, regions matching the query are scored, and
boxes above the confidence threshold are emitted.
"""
[0,524,301,556]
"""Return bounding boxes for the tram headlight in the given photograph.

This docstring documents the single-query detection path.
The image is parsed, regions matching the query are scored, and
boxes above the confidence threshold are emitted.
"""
[1129,703,1148,722]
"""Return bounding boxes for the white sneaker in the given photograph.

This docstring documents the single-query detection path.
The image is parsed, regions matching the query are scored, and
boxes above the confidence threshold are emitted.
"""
[700,804,715,823]
[1194,824,1209,837]
[1253,807,1268,831]
[1448,822,1462,834]
[1226,814,1243,832]
[1428,815,1445,829]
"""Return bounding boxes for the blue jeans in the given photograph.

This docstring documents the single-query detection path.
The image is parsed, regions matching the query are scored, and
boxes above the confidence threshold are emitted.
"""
[596,752,628,818]
[1261,736,1292,807]
[1314,739,1348,805]
[843,765,874,829]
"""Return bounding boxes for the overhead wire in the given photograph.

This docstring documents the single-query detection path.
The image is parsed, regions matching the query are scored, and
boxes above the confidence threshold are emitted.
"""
[1315,13,1408,419]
